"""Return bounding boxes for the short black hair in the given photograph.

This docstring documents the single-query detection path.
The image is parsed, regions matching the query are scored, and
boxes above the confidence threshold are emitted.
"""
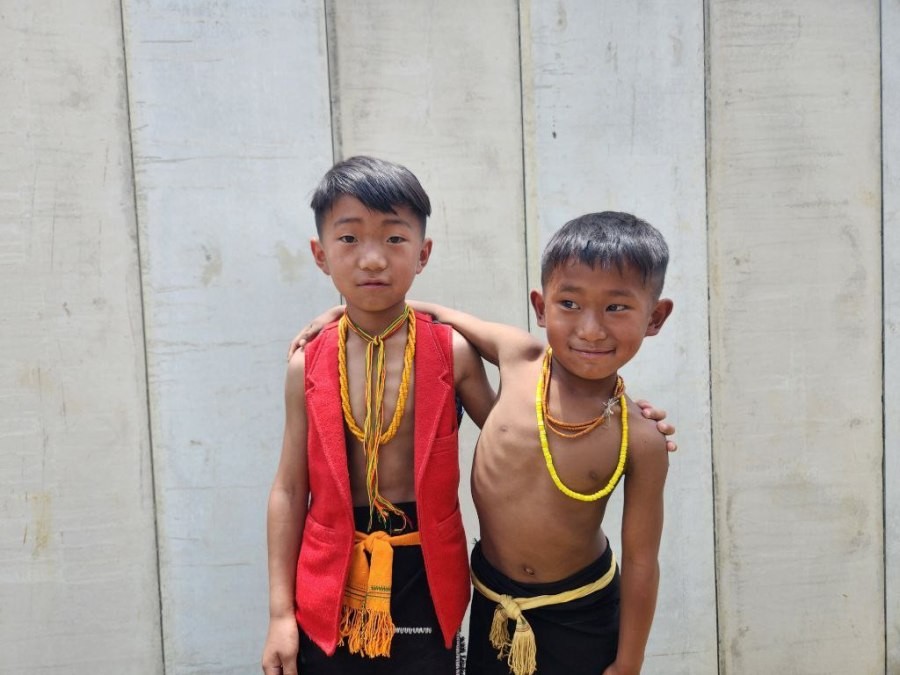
[541,211,669,296]
[310,156,431,234]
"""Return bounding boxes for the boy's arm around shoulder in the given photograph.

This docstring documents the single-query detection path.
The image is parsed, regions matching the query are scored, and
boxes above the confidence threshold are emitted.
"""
[410,300,543,367]
[451,330,496,429]
[606,407,669,675]
[261,351,310,675]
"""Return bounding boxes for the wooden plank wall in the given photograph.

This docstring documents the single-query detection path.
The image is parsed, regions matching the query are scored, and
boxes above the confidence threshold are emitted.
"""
[707,1,884,672]
[1,1,894,673]
[325,0,528,557]
[0,2,162,671]
[121,1,334,672]
[520,2,716,671]
[885,0,899,671]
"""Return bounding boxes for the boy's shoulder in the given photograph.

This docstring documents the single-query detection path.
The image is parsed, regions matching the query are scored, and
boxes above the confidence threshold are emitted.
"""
[303,320,341,354]
[298,320,342,384]
[286,345,307,380]
[623,395,669,468]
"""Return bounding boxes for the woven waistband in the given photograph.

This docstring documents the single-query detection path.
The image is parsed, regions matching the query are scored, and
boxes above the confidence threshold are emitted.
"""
[470,551,617,675]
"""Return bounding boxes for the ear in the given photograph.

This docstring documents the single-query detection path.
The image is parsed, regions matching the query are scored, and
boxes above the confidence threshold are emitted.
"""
[530,289,547,327]
[310,239,330,275]
[416,238,433,274]
[645,298,674,336]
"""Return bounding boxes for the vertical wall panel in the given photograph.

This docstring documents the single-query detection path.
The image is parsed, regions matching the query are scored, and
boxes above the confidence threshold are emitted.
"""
[885,0,900,670]
[122,1,334,672]
[0,2,162,672]
[707,2,883,672]
[326,0,527,556]
[521,2,715,671]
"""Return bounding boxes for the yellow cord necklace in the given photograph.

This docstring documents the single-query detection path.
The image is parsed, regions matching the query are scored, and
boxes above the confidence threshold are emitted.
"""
[535,347,628,502]
[338,306,416,529]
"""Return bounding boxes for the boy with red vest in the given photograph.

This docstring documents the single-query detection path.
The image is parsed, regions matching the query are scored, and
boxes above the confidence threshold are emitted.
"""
[261,156,496,675]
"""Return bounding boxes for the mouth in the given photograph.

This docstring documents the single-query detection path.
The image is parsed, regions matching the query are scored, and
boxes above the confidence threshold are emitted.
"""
[358,280,389,288]
[571,347,614,358]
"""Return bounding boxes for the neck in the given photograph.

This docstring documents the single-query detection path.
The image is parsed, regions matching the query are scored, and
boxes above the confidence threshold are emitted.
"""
[549,354,620,400]
[345,303,409,337]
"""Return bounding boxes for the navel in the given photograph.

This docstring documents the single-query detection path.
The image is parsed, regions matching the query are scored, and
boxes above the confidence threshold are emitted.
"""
[523,565,535,576]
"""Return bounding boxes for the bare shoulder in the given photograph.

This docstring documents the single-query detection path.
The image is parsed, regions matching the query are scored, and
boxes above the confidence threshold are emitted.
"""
[285,349,307,399]
[625,397,669,472]
[450,328,487,383]
[451,328,480,366]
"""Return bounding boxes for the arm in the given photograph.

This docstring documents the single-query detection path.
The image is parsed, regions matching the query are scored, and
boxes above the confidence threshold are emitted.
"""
[604,417,669,675]
[408,300,542,367]
[451,330,496,428]
[261,353,310,675]
[286,309,677,452]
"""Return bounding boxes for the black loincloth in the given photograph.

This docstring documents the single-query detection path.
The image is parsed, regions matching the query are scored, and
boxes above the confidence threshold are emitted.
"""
[298,502,465,675]
[467,540,619,675]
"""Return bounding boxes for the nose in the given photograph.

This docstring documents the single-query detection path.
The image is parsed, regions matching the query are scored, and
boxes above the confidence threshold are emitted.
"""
[577,312,608,342]
[359,244,387,271]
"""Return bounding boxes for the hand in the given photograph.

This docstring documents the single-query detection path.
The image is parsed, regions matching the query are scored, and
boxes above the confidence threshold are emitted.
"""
[287,326,316,359]
[602,662,638,675]
[634,399,677,453]
[261,615,299,675]
[287,305,345,359]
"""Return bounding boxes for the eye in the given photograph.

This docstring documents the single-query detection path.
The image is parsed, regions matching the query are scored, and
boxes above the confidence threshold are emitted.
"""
[338,234,356,243]
[560,299,579,310]
[607,303,628,312]
[387,235,407,244]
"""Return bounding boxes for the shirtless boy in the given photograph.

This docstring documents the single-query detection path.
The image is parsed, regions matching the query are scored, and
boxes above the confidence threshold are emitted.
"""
[290,210,675,674]
[412,211,674,675]
[261,156,495,675]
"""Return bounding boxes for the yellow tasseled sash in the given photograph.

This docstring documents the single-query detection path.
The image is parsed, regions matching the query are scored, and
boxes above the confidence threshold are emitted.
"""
[338,529,422,657]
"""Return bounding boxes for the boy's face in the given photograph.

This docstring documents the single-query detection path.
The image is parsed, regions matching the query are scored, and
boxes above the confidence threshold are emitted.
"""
[311,195,432,323]
[530,260,673,382]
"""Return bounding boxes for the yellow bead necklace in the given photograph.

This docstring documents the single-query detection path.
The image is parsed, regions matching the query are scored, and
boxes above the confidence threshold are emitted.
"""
[535,347,628,502]
[338,306,416,528]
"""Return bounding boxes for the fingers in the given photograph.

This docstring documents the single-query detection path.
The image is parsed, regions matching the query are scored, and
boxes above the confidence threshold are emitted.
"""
[261,660,283,675]
[635,399,667,422]
[287,337,302,360]
[287,332,309,361]
[262,657,297,675]
[654,420,675,435]
[633,400,678,453]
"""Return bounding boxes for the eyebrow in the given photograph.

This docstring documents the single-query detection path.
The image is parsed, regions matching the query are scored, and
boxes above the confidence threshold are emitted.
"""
[332,215,414,228]
[556,283,637,297]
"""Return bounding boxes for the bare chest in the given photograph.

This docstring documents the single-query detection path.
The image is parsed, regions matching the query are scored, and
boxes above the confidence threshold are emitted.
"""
[475,378,626,498]
[341,336,417,504]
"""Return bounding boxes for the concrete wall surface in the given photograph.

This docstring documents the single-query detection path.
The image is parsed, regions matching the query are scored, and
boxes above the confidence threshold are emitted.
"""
[0,1,894,673]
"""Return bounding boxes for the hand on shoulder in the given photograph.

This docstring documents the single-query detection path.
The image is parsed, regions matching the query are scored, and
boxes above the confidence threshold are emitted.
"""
[633,398,677,453]
[626,398,671,465]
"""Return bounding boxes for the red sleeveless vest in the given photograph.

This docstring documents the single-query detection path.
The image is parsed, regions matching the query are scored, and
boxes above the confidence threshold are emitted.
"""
[294,312,470,654]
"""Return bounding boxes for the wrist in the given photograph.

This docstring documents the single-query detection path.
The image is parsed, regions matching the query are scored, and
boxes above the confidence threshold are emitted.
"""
[268,598,295,621]
[612,657,642,675]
